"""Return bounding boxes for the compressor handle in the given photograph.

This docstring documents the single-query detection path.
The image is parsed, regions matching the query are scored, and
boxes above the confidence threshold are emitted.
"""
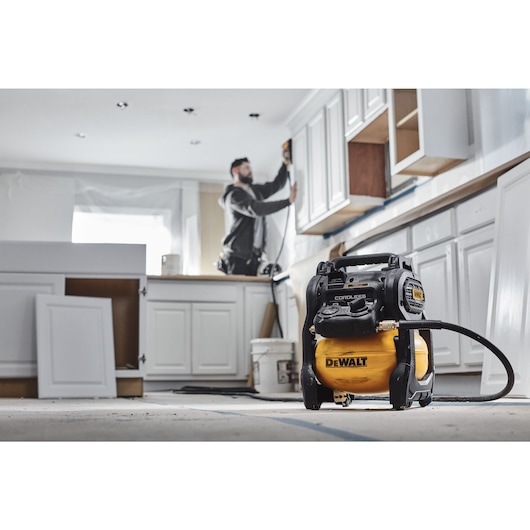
[333,253,412,271]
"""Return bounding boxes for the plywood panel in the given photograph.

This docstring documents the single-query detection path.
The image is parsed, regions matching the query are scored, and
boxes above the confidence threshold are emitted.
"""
[348,142,387,197]
[65,278,139,369]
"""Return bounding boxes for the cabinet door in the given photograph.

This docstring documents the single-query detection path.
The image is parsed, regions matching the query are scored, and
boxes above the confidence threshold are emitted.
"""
[192,303,238,375]
[457,225,495,368]
[0,273,64,377]
[36,294,117,399]
[146,301,192,377]
[344,89,363,136]
[481,158,530,397]
[307,108,328,221]
[412,242,460,370]
[292,126,310,232]
[326,91,348,210]
[364,89,386,121]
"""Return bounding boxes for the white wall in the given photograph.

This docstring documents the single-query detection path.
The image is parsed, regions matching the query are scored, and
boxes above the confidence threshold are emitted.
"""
[0,172,75,241]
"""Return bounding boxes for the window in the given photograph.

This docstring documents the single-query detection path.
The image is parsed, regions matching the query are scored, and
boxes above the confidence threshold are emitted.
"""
[72,207,173,275]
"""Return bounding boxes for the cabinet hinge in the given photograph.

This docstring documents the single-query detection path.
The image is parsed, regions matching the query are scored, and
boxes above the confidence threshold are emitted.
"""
[139,354,146,364]
[139,286,147,296]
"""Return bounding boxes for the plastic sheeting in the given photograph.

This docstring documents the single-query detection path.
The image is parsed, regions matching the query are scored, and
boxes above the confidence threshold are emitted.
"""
[73,173,191,275]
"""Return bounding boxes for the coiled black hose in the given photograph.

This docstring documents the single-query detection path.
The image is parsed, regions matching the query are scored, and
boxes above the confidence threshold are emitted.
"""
[399,320,515,402]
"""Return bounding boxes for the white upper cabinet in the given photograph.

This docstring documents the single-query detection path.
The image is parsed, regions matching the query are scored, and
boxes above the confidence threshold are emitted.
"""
[344,89,363,137]
[344,89,387,140]
[388,89,470,177]
[364,89,387,122]
[292,126,310,232]
[288,90,385,235]
[307,107,329,221]
[326,91,349,211]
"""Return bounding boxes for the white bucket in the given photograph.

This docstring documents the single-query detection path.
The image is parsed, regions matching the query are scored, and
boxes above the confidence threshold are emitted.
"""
[251,338,295,393]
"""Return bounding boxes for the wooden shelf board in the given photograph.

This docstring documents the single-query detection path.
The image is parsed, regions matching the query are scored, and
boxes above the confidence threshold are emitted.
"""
[395,155,466,177]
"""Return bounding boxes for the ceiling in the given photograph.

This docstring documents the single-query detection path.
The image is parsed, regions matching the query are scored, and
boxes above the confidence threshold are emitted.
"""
[0,88,313,186]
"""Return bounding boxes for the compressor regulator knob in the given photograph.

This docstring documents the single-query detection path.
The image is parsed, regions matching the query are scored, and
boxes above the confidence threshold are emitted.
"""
[349,297,367,312]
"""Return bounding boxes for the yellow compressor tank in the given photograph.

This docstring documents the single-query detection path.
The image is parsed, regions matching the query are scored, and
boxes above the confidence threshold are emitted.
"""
[315,330,429,394]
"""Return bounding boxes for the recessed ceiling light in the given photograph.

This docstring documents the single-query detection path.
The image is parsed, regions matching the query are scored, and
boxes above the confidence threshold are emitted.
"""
[249,113,260,120]
[75,132,86,139]
[190,140,201,145]
[183,108,195,114]
[117,101,128,109]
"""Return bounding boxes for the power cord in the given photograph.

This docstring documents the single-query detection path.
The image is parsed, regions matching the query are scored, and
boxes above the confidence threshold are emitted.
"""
[172,386,303,402]
[266,166,292,339]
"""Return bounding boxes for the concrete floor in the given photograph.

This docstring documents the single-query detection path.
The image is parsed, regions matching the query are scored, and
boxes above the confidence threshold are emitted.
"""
[2,390,530,441]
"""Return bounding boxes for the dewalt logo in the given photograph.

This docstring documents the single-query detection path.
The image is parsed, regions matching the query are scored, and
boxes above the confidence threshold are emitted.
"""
[325,357,368,368]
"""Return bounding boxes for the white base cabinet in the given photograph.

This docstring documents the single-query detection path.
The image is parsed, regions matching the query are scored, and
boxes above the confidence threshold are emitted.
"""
[412,241,461,368]
[147,301,238,378]
[147,301,192,376]
[456,224,495,368]
[0,243,147,391]
[0,273,65,377]
[192,303,238,375]
[352,186,497,375]
[145,278,294,383]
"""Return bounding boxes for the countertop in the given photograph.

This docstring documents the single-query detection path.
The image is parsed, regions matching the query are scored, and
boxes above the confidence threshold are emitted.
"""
[148,274,274,283]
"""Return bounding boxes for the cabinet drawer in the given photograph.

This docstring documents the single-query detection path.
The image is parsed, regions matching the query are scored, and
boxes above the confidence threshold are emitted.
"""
[456,186,497,234]
[355,228,411,256]
[147,280,239,302]
[412,209,455,250]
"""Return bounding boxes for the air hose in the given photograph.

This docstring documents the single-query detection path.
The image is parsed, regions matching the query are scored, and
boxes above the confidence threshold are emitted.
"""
[267,166,292,339]
[173,322,515,405]
[379,319,515,403]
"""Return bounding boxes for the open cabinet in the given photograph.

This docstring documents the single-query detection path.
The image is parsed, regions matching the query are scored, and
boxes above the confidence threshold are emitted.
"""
[65,278,142,372]
[290,89,385,235]
[0,242,146,398]
[389,89,470,177]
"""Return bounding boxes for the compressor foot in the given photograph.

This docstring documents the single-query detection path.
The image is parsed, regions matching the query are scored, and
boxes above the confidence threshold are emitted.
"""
[333,391,353,407]
[301,365,335,410]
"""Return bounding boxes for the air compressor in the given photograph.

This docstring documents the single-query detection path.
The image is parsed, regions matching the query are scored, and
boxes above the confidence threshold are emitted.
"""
[300,253,515,410]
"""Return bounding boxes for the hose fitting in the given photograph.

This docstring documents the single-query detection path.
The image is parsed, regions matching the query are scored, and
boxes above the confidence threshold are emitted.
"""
[377,320,399,332]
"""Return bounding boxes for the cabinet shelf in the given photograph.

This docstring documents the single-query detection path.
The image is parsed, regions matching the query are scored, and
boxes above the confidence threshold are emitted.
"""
[395,108,418,130]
